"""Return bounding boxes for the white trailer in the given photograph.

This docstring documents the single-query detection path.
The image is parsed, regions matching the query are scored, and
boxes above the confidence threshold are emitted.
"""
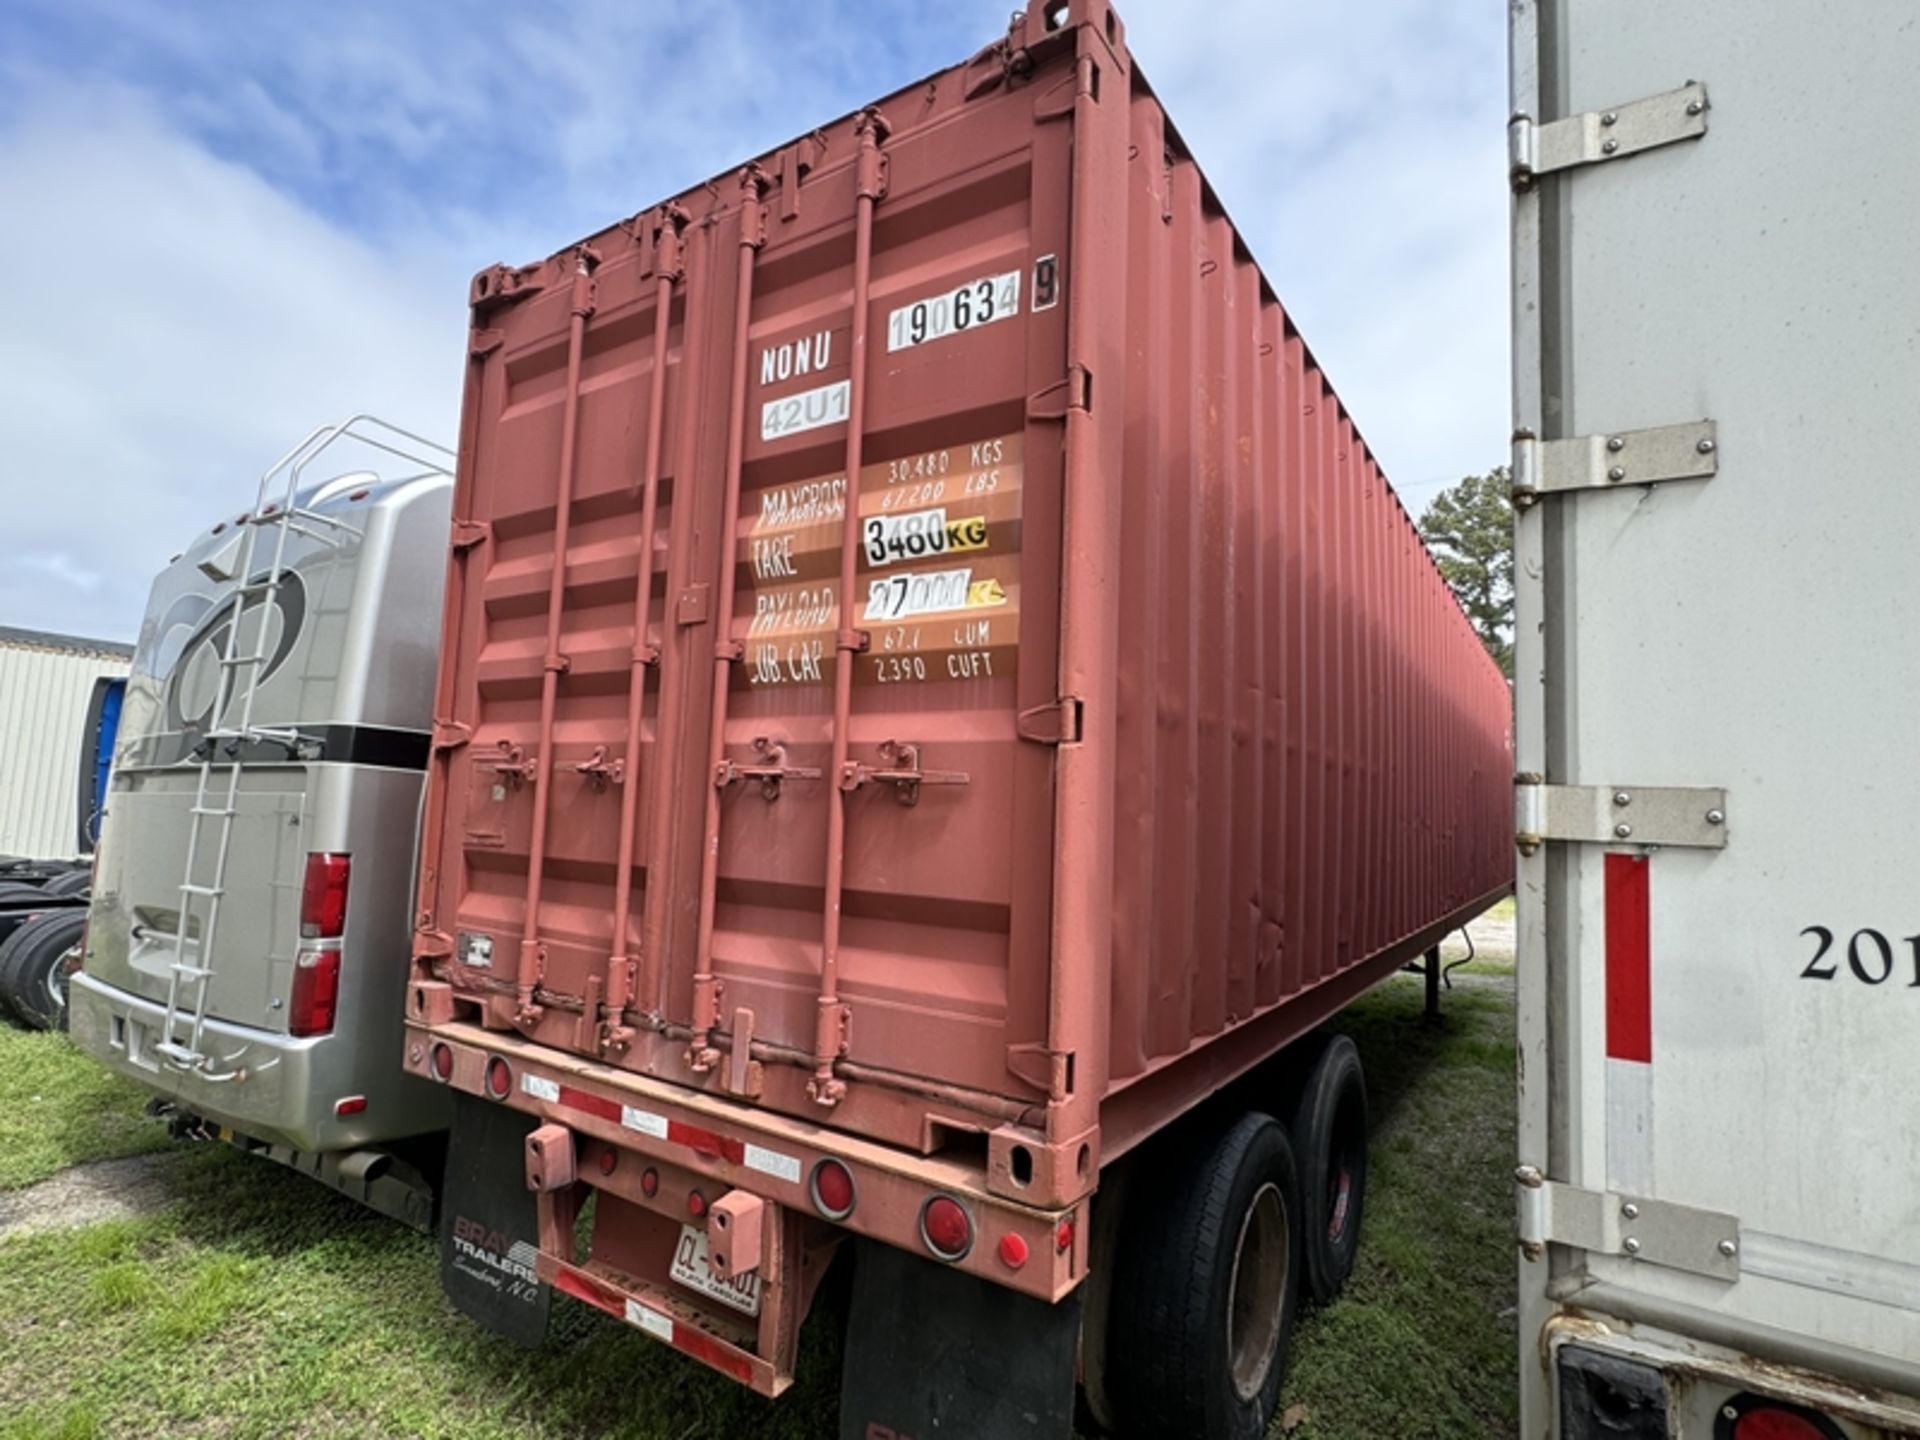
[1510,3,1920,1436]
[0,627,131,860]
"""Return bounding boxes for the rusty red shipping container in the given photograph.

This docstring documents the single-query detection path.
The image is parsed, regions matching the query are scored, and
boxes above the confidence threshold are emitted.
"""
[407,0,1510,1428]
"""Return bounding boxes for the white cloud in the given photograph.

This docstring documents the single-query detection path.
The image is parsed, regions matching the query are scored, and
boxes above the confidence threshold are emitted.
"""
[0,84,466,641]
[1117,0,1509,504]
[0,1,1507,643]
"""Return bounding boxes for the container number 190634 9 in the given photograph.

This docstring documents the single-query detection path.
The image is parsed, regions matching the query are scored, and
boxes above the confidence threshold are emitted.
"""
[887,269,1020,352]
[1798,925,1920,987]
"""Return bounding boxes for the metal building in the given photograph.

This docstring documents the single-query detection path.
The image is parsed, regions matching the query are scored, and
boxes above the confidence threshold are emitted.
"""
[0,626,134,860]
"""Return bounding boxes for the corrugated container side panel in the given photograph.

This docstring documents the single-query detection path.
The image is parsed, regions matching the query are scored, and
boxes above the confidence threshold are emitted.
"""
[0,645,130,860]
[1102,75,1511,1087]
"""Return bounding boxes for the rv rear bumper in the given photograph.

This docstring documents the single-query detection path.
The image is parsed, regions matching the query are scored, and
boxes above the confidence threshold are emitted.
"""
[69,971,445,1152]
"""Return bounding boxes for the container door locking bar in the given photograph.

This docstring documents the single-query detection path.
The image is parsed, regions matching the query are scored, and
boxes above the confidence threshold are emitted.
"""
[1510,81,1708,186]
[1514,780,1727,855]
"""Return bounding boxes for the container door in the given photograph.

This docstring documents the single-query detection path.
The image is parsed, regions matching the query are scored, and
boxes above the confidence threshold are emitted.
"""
[426,74,1075,1116]
[1514,0,1920,1409]
[693,87,1074,1102]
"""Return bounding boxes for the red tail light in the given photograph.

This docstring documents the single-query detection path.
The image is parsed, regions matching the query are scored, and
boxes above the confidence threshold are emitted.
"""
[300,853,351,939]
[485,1056,512,1099]
[810,1159,857,1220]
[289,947,340,1036]
[921,1195,974,1261]
[1729,1402,1844,1440]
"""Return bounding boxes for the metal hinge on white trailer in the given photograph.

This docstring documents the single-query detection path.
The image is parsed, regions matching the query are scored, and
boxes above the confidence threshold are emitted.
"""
[1508,81,1709,185]
[1510,422,1718,506]
[1513,782,1727,855]
[1515,1166,1740,1281]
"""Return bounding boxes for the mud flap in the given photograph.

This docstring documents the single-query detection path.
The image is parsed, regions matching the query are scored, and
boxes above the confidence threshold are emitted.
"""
[437,1091,550,1346]
[839,1238,1081,1440]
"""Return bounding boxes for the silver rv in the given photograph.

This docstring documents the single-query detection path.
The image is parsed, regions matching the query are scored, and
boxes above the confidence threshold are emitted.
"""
[69,418,454,1222]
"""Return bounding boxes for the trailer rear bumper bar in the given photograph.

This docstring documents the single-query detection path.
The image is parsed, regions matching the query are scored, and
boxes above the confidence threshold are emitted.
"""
[405,1016,1088,1306]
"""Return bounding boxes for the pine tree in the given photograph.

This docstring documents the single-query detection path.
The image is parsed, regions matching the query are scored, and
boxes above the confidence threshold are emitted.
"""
[1419,468,1513,678]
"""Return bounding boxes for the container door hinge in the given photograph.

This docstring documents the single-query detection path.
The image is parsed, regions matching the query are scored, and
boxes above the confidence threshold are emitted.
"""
[1516,1167,1740,1281]
[451,518,491,551]
[1027,365,1091,421]
[1511,421,1718,507]
[1007,1042,1073,1100]
[1017,697,1083,745]
[1033,67,1079,122]
[1510,81,1708,188]
[1514,779,1727,854]
[431,720,472,752]
[413,929,455,963]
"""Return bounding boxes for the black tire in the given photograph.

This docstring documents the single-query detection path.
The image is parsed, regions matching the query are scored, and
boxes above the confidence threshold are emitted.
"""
[0,882,52,952]
[41,870,91,899]
[1107,1113,1303,1440]
[1286,1032,1368,1305]
[0,909,85,1031]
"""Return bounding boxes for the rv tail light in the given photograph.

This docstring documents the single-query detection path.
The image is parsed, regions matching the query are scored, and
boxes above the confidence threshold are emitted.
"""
[431,1042,454,1081]
[810,1159,856,1220]
[289,947,340,1037]
[920,1195,974,1261]
[299,853,351,939]
[485,1056,512,1099]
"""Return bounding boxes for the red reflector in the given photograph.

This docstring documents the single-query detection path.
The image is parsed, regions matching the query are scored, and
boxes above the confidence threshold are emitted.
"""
[921,1195,973,1261]
[334,1096,367,1117]
[431,1043,453,1081]
[1056,1217,1075,1253]
[485,1057,512,1099]
[997,1233,1029,1269]
[288,947,340,1037]
[300,853,351,940]
[597,1149,617,1176]
[1733,1408,1836,1440]
[640,1167,659,1198]
[688,1190,707,1218]
[811,1159,856,1219]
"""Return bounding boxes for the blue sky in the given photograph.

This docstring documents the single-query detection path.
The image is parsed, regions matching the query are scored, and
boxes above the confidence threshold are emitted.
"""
[0,0,1507,641]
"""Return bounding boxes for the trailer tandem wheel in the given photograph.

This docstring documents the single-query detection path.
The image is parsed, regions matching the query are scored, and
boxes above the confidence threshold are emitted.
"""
[1286,1032,1369,1304]
[1106,1112,1304,1440]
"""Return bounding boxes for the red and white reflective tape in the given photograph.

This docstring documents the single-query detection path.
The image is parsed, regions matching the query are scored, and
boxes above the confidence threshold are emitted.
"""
[553,1268,754,1383]
[1604,853,1654,1196]
[519,1070,800,1183]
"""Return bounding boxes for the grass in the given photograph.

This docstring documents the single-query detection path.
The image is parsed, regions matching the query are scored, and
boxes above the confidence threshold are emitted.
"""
[0,1027,173,1190]
[1281,973,1518,1439]
[0,970,1517,1440]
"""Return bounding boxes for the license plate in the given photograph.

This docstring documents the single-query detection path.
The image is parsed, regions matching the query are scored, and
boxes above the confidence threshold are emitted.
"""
[668,1223,762,1317]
